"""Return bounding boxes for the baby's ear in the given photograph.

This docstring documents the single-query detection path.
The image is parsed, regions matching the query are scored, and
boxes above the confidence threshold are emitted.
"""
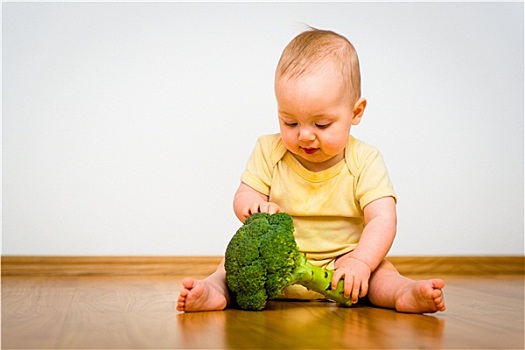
[351,98,367,125]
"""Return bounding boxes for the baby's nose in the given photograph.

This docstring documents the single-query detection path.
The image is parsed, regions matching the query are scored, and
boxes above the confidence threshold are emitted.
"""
[298,127,316,141]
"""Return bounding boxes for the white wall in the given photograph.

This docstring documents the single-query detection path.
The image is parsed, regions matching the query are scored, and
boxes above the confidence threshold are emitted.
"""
[3,2,523,256]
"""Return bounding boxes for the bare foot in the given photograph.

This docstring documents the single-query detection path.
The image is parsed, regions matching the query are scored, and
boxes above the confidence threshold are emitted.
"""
[395,279,446,313]
[177,277,228,312]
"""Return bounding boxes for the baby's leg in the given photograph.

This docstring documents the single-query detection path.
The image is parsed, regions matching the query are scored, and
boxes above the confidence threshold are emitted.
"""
[367,260,446,313]
[177,259,230,312]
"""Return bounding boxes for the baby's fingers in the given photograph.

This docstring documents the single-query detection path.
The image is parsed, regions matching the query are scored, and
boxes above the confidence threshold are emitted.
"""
[246,203,262,217]
[342,275,356,300]
[359,279,369,298]
[331,270,345,291]
[266,202,282,215]
[250,202,282,215]
[351,279,363,303]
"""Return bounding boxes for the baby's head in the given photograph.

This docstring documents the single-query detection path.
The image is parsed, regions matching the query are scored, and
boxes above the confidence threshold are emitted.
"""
[274,29,366,172]
[275,28,362,105]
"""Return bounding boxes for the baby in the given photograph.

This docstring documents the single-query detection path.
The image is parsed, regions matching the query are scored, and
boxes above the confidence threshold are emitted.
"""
[178,28,445,313]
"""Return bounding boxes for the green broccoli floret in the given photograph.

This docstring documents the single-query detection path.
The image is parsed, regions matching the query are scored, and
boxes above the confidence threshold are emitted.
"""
[224,212,353,310]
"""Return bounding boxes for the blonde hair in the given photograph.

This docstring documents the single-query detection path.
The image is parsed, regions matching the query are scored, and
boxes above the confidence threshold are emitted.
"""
[275,28,361,102]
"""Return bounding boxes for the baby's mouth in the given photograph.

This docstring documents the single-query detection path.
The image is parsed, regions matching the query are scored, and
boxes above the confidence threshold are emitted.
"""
[302,147,319,155]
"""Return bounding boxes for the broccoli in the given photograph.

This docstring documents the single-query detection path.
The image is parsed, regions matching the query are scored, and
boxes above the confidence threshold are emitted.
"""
[224,212,353,310]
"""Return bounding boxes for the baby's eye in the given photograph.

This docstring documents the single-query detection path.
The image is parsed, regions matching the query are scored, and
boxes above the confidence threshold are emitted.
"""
[316,123,332,129]
[283,121,298,127]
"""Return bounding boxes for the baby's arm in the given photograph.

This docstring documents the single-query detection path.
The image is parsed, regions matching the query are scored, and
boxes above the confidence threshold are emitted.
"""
[233,182,282,223]
[333,196,397,303]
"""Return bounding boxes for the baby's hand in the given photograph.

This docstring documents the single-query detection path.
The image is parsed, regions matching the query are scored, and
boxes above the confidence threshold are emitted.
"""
[332,256,372,304]
[242,201,282,221]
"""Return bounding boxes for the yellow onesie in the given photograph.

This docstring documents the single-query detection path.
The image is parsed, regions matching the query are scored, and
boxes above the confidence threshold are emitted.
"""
[241,134,397,299]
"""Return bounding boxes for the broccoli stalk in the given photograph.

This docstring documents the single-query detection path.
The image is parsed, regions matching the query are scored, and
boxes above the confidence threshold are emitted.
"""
[225,212,353,310]
[289,254,353,305]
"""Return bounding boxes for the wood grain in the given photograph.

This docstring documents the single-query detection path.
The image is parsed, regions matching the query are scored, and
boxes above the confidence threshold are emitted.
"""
[2,255,523,276]
[2,275,524,349]
[1,256,222,277]
[388,256,524,275]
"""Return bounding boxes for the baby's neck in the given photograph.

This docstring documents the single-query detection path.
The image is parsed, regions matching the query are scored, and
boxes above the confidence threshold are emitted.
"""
[293,152,345,172]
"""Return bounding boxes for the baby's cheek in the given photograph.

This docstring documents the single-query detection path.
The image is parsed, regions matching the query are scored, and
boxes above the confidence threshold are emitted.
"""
[323,140,345,156]
[281,135,298,152]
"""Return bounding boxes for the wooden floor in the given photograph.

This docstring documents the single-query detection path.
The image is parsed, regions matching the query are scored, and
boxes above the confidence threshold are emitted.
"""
[2,274,524,349]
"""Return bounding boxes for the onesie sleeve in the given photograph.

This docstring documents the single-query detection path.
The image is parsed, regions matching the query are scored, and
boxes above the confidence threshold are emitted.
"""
[240,135,279,196]
[354,146,397,210]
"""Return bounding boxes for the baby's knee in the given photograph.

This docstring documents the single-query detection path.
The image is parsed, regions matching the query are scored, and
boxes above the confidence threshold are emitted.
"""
[377,259,398,271]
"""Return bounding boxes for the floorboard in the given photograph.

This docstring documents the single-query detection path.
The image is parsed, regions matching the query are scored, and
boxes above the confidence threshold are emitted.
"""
[2,275,524,349]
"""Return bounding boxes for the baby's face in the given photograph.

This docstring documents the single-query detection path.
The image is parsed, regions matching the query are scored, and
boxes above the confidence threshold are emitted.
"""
[275,65,360,172]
